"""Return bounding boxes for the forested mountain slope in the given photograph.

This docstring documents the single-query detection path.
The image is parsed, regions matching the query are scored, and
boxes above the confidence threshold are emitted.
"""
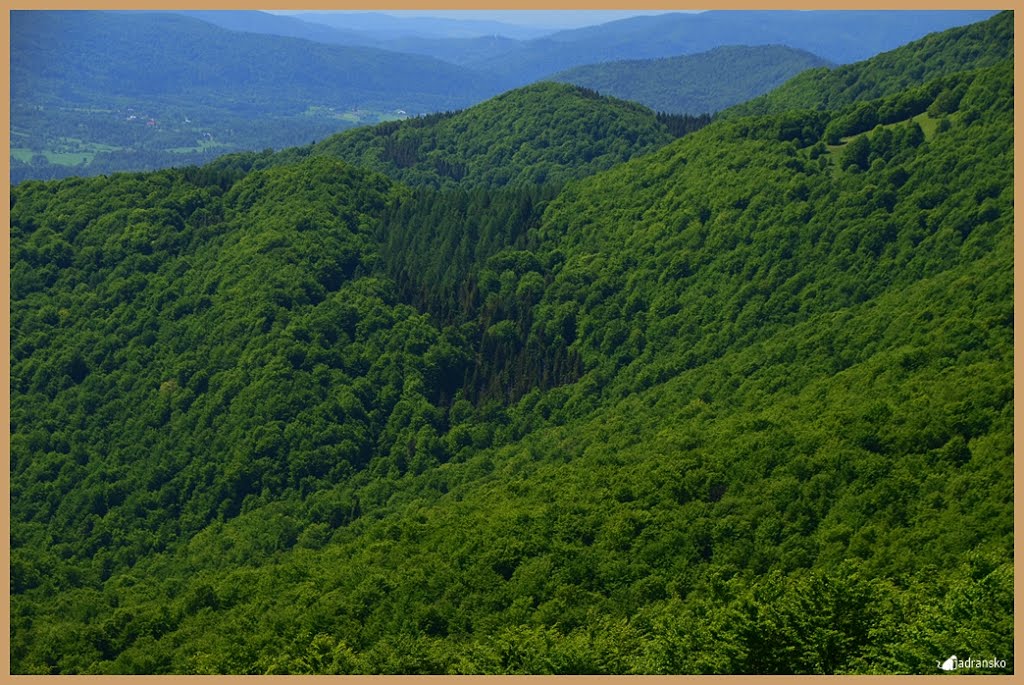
[305,83,677,189]
[551,46,832,115]
[9,14,1013,676]
[724,10,1012,117]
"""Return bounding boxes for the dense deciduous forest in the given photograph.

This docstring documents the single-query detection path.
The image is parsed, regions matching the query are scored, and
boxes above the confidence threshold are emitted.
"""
[9,11,1014,675]
[305,83,678,189]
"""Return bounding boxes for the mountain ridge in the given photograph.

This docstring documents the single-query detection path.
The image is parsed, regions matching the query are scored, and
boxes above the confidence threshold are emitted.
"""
[303,82,677,189]
[11,9,1000,183]
[551,45,832,115]
[466,10,998,85]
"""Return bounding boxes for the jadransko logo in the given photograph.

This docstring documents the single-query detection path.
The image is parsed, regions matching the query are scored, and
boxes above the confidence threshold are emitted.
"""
[937,655,1007,671]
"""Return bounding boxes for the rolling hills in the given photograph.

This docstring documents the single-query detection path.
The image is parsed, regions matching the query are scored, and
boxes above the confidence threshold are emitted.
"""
[465,10,999,86]
[550,45,832,115]
[290,10,556,40]
[9,11,498,184]
[9,11,1014,675]
[11,9,1000,184]
[304,82,677,189]
[163,10,995,78]
[11,11,493,116]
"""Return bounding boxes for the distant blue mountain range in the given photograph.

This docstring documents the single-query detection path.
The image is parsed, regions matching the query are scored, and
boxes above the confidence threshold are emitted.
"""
[171,9,999,86]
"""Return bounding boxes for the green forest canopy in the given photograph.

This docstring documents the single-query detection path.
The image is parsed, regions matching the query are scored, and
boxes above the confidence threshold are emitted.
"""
[9,12,1014,675]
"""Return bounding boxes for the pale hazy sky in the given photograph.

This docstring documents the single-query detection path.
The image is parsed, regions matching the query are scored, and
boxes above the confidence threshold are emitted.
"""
[268,10,698,30]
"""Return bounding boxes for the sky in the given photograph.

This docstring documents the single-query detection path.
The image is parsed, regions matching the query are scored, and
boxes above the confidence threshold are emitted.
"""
[267,10,698,30]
